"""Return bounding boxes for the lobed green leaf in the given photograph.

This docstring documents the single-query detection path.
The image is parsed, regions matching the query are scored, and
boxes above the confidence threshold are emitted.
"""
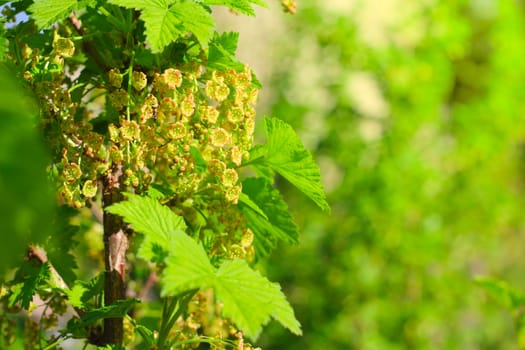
[28,0,79,28]
[264,117,330,212]
[65,274,103,309]
[169,1,215,48]
[107,188,300,339]
[140,2,184,53]
[240,177,298,258]
[157,203,301,339]
[66,282,89,309]
[105,194,187,262]
[208,31,245,71]
[238,192,268,220]
[109,0,214,52]
[107,0,151,7]
[215,259,302,339]
[247,144,274,180]
[161,231,215,296]
[9,262,51,309]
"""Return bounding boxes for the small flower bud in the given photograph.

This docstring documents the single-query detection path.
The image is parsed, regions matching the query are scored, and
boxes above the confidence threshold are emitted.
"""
[163,68,182,89]
[227,106,244,123]
[210,128,230,148]
[120,120,141,141]
[82,180,98,198]
[221,168,238,187]
[132,71,148,91]
[230,146,243,166]
[241,229,254,248]
[54,37,75,58]
[199,106,219,124]
[225,185,241,204]
[167,122,186,140]
[108,68,123,88]
[181,94,195,117]
[208,159,226,176]
[108,124,120,142]
[206,80,230,102]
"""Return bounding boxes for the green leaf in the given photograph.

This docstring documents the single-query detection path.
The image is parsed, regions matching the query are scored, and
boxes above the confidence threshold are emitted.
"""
[208,32,245,71]
[147,186,168,200]
[139,2,184,53]
[135,324,155,346]
[213,31,238,55]
[215,259,302,339]
[9,262,51,309]
[135,46,157,68]
[475,276,525,310]
[105,194,187,262]
[65,274,104,309]
[0,65,54,275]
[240,177,298,258]
[109,0,214,52]
[148,183,176,199]
[238,192,268,220]
[112,195,300,339]
[169,1,215,48]
[247,144,274,180]
[44,206,79,286]
[28,0,79,28]
[264,117,330,212]
[202,0,267,16]
[66,282,88,309]
[67,299,139,331]
[108,0,179,52]
[161,231,215,296]
[161,225,301,339]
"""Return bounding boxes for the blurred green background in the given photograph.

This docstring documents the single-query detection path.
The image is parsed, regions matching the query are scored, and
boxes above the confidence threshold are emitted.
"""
[0,66,54,277]
[220,0,525,349]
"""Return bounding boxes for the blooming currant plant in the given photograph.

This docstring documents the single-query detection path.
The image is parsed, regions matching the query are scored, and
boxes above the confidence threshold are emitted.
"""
[0,0,328,349]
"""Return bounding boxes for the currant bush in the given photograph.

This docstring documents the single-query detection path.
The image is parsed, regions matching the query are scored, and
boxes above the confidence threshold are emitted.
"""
[0,0,327,348]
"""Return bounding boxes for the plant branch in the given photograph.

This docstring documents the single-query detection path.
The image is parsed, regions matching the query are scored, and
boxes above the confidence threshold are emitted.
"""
[27,245,68,291]
[68,14,109,72]
[101,165,129,346]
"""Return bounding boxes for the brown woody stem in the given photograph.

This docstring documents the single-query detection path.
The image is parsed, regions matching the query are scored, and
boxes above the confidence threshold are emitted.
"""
[102,165,128,346]
[69,14,110,72]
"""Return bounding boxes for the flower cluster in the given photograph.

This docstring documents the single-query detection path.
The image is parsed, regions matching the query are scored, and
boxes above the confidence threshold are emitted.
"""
[28,49,259,257]
[29,48,258,209]
[25,52,106,208]
[103,64,258,202]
